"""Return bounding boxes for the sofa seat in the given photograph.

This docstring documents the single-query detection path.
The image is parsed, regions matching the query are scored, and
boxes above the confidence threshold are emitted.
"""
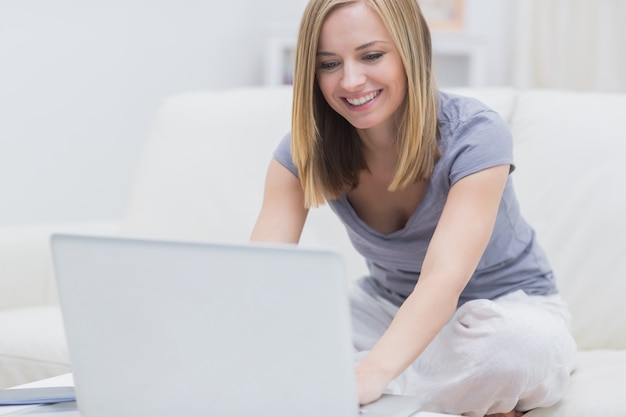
[0,305,69,388]
[526,350,626,416]
[0,221,118,388]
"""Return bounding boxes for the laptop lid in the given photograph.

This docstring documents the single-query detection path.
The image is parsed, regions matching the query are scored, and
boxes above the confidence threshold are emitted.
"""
[51,234,420,417]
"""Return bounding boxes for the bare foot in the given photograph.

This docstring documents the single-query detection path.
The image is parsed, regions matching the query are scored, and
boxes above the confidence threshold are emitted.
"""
[486,411,523,417]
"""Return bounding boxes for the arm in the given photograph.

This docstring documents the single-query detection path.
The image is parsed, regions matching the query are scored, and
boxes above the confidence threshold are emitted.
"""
[356,164,511,404]
[250,158,308,244]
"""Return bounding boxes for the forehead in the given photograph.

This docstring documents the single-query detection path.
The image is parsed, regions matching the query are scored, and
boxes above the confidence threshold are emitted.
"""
[318,2,391,50]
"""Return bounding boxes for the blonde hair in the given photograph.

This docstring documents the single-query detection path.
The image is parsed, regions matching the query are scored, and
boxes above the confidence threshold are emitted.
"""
[292,0,439,207]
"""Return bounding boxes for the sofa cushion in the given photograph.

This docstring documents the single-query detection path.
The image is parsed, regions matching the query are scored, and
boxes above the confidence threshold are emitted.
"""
[121,87,294,243]
[0,221,121,311]
[509,90,626,350]
[524,350,626,417]
[0,306,70,388]
[0,225,59,309]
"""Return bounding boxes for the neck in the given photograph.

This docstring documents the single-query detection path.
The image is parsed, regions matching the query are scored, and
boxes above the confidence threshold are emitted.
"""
[357,121,398,162]
[357,136,398,181]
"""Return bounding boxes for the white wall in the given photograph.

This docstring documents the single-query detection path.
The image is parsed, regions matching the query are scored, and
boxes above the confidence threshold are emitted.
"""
[463,0,515,87]
[0,0,510,226]
[0,0,308,225]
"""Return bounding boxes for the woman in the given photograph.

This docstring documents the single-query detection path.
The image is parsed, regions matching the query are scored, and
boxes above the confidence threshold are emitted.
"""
[251,0,577,416]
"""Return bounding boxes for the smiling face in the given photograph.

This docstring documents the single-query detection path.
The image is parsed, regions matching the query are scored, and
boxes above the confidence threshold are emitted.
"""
[315,1,407,136]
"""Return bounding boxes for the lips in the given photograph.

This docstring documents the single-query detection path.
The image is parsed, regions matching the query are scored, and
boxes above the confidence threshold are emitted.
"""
[345,90,381,107]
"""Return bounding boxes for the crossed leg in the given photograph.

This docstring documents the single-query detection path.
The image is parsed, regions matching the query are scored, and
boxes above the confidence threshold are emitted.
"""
[351,287,577,417]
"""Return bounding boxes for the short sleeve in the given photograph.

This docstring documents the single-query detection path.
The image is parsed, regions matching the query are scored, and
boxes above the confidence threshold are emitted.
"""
[445,109,515,186]
[272,133,299,178]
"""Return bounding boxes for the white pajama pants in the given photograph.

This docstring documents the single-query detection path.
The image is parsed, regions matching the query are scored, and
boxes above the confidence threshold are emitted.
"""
[350,285,578,417]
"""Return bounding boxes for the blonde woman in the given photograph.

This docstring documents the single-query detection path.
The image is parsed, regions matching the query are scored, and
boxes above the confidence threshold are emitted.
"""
[251,0,577,415]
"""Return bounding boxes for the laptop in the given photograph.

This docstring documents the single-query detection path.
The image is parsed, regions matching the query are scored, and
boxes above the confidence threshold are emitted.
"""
[50,234,421,417]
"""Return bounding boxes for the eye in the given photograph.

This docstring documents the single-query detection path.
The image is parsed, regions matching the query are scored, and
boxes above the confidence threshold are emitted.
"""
[318,61,340,71]
[363,52,384,61]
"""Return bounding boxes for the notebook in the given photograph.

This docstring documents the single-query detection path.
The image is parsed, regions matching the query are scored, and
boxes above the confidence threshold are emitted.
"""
[50,234,421,417]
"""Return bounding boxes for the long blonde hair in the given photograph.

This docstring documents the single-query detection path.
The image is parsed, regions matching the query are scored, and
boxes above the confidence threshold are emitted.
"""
[292,0,439,208]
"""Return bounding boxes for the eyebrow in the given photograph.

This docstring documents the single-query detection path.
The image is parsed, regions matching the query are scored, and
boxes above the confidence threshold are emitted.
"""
[317,40,391,57]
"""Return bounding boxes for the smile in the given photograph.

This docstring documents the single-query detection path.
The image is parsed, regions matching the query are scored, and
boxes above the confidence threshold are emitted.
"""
[345,90,381,107]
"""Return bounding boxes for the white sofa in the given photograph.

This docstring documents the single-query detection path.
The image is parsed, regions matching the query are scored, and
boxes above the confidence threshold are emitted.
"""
[1,86,625,416]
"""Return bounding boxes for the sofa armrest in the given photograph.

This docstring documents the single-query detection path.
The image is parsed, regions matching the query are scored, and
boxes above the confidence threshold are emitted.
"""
[0,221,121,310]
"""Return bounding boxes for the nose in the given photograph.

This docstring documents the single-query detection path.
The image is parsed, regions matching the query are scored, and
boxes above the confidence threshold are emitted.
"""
[340,62,366,91]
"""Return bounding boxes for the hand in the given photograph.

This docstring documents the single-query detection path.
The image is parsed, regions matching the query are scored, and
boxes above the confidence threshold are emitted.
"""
[355,360,394,405]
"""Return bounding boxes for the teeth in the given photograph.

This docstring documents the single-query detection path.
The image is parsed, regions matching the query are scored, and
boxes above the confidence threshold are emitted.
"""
[346,91,379,106]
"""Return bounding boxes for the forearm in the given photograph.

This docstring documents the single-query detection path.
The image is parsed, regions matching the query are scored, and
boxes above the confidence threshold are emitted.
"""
[357,280,458,382]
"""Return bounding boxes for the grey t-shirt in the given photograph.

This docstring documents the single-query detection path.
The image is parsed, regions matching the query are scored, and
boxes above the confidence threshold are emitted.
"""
[273,91,556,306]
